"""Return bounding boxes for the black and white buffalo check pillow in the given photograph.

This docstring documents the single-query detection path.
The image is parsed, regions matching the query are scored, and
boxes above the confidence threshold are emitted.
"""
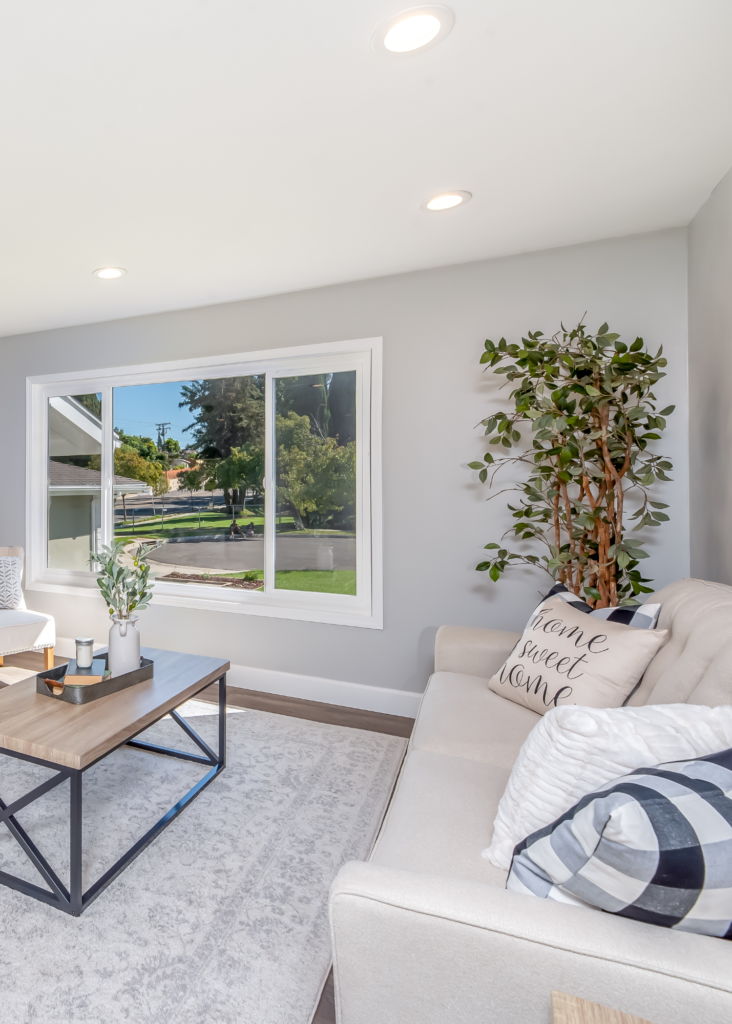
[533,583,661,630]
[507,747,732,939]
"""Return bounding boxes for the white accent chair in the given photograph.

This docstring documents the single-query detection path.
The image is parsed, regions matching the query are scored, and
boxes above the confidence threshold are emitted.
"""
[0,547,55,672]
[329,578,732,1024]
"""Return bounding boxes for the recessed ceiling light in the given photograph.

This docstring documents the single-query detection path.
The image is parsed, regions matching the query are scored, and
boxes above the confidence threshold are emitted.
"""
[93,267,126,279]
[385,14,439,51]
[420,190,472,212]
[372,6,455,56]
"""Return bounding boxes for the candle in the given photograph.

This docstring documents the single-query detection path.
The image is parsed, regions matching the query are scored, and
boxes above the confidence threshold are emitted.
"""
[75,637,94,669]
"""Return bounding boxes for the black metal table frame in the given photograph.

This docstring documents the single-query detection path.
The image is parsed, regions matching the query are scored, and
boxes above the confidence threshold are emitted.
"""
[0,673,226,917]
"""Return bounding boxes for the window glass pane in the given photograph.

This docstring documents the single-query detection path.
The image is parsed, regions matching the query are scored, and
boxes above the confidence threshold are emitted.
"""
[111,377,265,590]
[274,371,357,595]
[48,393,103,570]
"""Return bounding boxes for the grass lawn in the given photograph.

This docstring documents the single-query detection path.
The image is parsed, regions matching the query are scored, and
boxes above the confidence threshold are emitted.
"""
[219,570,357,595]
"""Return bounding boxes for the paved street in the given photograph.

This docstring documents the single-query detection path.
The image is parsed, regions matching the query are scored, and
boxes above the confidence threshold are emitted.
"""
[148,535,356,572]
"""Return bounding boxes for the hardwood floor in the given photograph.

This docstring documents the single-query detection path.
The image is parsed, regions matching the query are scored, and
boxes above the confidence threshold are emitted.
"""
[196,682,415,738]
[0,650,69,671]
[313,972,336,1024]
[1,650,411,1023]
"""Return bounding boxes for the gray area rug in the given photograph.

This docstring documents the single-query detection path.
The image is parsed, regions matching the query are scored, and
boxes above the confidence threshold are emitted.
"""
[0,703,406,1023]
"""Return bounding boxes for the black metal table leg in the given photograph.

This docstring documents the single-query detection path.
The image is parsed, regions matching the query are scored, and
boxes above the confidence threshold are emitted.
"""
[219,673,227,766]
[70,771,83,916]
[0,673,228,916]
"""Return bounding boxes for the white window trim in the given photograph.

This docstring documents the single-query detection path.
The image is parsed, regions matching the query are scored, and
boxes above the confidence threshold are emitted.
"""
[26,337,383,629]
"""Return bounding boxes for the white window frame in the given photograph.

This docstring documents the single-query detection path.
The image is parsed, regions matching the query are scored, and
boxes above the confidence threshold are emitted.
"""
[26,337,383,629]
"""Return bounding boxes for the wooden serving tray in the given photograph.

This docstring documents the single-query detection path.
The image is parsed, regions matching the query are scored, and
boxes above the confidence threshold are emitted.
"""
[36,655,154,705]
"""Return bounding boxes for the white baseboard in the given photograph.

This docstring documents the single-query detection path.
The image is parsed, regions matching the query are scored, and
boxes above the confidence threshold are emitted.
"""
[226,664,422,718]
[56,638,423,718]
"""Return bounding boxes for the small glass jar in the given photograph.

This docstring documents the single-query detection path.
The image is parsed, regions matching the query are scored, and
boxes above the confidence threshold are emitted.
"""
[75,637,94,669]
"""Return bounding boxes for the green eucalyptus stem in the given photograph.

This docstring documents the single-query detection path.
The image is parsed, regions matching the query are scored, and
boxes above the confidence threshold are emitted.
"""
[468,321,674,608]
[91,540,160,619]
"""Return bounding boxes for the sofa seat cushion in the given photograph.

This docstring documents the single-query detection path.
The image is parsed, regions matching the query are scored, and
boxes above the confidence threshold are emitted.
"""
[0,609,55,656]
[411,672,540,767]
[370,748,509,888]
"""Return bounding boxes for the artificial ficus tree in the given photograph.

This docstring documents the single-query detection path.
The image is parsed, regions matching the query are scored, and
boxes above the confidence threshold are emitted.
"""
[469,322,674,607]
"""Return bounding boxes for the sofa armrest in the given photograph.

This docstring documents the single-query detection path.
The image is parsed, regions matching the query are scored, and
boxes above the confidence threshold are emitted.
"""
[330,861,732,1024]
[434,625,519,678]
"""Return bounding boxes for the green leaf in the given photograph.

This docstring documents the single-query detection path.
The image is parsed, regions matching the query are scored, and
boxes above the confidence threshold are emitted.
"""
[659,405,675,416]
[584,385,601,396]
[630,337,644,352]
[484,543,501,549]
[479,468,488,483]
[489,565,500,582]
[467,461,484,470]
[597,322,609,336]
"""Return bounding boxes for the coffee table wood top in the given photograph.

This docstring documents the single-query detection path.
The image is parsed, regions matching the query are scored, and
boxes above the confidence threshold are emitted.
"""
[0,647,229,770]
[552,991,657,1024]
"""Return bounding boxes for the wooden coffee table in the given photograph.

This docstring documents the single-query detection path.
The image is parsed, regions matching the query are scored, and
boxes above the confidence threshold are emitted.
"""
[0,646,229,916]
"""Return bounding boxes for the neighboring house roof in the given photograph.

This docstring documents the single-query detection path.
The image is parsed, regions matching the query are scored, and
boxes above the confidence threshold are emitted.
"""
[49,461,150,492]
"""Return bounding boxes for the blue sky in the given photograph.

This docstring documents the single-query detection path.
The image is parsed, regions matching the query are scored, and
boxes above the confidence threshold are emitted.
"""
[113,381,199,446]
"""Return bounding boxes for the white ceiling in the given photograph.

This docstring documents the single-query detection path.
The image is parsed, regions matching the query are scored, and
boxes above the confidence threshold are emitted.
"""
[1,0,732,337]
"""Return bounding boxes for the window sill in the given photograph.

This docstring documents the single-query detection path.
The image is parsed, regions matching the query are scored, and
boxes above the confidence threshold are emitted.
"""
[25,577,383,629]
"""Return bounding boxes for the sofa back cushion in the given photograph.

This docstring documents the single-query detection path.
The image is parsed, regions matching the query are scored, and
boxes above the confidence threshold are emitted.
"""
[629,579,732,707]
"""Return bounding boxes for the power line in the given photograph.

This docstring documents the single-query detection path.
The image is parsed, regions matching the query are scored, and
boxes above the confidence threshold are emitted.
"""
[155,422,172,449]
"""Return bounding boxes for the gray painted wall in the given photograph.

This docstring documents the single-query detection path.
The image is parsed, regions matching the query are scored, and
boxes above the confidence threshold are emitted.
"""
[689,167,732,583]
[0,228,690,696]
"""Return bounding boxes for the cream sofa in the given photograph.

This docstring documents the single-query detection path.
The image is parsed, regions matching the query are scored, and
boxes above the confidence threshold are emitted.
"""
[329,579,732,1024]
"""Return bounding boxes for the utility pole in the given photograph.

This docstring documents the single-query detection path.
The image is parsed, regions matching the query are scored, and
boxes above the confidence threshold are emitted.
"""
[156,422,172,450]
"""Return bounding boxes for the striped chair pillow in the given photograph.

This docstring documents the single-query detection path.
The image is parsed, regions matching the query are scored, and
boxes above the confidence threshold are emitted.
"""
[0,555,24,610]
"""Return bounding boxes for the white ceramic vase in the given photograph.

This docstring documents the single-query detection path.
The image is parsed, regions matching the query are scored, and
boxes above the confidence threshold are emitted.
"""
[108,615,140,676]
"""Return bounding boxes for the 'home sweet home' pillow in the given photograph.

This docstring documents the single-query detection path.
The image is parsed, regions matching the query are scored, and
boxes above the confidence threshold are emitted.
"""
[488,596,667,715]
